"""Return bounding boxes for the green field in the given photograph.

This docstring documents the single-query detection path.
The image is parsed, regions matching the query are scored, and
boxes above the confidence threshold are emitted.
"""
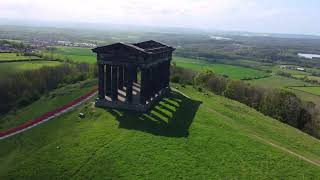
[1,85,320,179]
[0,61,62,78]
[0,53,41,61]
[0,79,97,131]
[173,57,269,79]
[249,75,312,89]
[45,49,270,79]
[293,74,320,82]
[45,46,96,64]
[289,86,320,96]
[273,65,310,76]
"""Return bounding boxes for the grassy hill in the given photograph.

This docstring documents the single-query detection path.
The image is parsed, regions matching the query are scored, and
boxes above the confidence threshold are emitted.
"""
[1,84,320,179]
[45,46,96,64]
[43,47,269,80]
[290,86,320,96]
[0,53,41,61]
[0,79,97,131]
[249,75,312,89]
[0,61,62,78]
[173,57,269,80]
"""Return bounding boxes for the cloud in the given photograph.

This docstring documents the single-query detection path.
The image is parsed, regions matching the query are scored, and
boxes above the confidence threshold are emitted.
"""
[0,0,258,24]
[0,0,319,34]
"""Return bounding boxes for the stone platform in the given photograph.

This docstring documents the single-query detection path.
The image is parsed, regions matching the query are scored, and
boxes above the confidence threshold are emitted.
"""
[95,83,170,112]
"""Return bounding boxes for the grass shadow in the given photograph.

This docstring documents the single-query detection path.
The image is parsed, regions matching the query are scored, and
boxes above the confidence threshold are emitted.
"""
[106,90,202,137]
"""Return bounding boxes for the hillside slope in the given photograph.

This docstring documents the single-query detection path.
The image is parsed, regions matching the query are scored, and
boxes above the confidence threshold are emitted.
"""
[1,85,320,179]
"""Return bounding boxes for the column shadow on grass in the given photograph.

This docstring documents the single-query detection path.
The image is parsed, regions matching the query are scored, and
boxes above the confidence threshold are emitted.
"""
[106,90,202,137]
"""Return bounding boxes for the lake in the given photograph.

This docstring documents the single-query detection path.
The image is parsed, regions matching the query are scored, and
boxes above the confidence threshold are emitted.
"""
[209,36,232,41]
[298,53,320,59]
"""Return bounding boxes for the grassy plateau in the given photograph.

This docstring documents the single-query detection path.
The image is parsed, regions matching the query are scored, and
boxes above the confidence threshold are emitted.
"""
[0,61,62,78]
[45,47,270,80]
[45,46,96,64]
[289,86,320,96]
[173,57,269,80]
[249,75,312,89]
[0,53,41,61]
[1,84,320,179]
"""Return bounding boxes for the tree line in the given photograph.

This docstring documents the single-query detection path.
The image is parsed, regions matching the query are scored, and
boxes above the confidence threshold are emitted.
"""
[0,63,97,115]
[171,65,320,139]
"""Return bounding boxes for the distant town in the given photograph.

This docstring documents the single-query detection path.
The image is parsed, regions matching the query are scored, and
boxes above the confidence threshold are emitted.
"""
[0,39,97,53]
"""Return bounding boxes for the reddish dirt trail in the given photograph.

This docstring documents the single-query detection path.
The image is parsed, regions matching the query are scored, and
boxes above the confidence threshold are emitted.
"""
[0,89,97,140]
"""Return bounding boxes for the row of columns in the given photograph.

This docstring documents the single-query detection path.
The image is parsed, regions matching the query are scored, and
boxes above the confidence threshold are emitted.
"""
[98,59,170,105]
[140,60,170,104]
[98,64,137,103]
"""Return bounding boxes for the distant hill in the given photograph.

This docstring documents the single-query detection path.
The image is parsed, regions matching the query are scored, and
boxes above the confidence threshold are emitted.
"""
[1,85,320,179]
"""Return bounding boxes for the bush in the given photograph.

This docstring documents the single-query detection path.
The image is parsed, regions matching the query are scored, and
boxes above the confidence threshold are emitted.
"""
[171,65,197,84]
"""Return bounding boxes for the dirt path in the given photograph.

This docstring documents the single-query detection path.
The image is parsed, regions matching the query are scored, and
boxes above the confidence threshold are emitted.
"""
[0,89,97,140]
[252,134,320,167]
[205,106,320,168]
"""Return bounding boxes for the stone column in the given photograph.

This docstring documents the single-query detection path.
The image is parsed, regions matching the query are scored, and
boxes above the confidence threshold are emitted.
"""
[105,65,112,96]
[149,67,154,98]
[160,62,167,90]
[154,64,160,93]
[145,68,152,101]
[126,65,134,103]
[158,63,164,92]
[98,64,105,99]
[153,64,160,94]
[140,68,147,104]
[133,67,138,83]
[111,66,118,101]
[165,60,171,87]
[123,67,128,88]
[118,66,124,90]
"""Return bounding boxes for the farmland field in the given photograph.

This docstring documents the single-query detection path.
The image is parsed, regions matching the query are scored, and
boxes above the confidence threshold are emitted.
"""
[1,85,320,179]
[249,75,312,89]
[173,57,269,79]
[44,46,96,64]
[0,53,41,61]
[272,65,310,76]
[289,86,320,96]
[0,61,62,77]
[293,74,320,82]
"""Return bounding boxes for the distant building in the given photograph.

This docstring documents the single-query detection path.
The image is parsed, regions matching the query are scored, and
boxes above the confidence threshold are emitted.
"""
[92,40,175,112]
[296,67,306,72]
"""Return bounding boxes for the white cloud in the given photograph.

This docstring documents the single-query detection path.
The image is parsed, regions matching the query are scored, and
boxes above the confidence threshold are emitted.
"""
[0,0,318,34]
[0,0,263,24]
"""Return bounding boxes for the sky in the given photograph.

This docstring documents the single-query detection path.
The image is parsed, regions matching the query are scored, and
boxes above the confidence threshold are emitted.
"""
[0,0,319,35]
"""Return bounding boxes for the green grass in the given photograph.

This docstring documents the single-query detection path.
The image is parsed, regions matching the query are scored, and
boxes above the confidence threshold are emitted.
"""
[272,65,310,76]
[0,61,62,78]
[305,76,320,82]
[250,75,320,108]
[293,74,320,82]
[0,79,97,131]
[1,84,320,179]
[173,57,269,79]
[249,75,312,89]
[288,88,320,105]
[45,46,96,64]
[289,86,320,96]
[0,53,41,61]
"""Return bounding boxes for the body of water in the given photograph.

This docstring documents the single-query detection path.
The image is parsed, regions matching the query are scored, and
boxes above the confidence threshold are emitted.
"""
[298,53,320,59]
[209,36,232,41]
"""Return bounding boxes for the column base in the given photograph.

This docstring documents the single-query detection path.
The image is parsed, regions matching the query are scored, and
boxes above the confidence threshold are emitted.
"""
[95,87,170,112]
